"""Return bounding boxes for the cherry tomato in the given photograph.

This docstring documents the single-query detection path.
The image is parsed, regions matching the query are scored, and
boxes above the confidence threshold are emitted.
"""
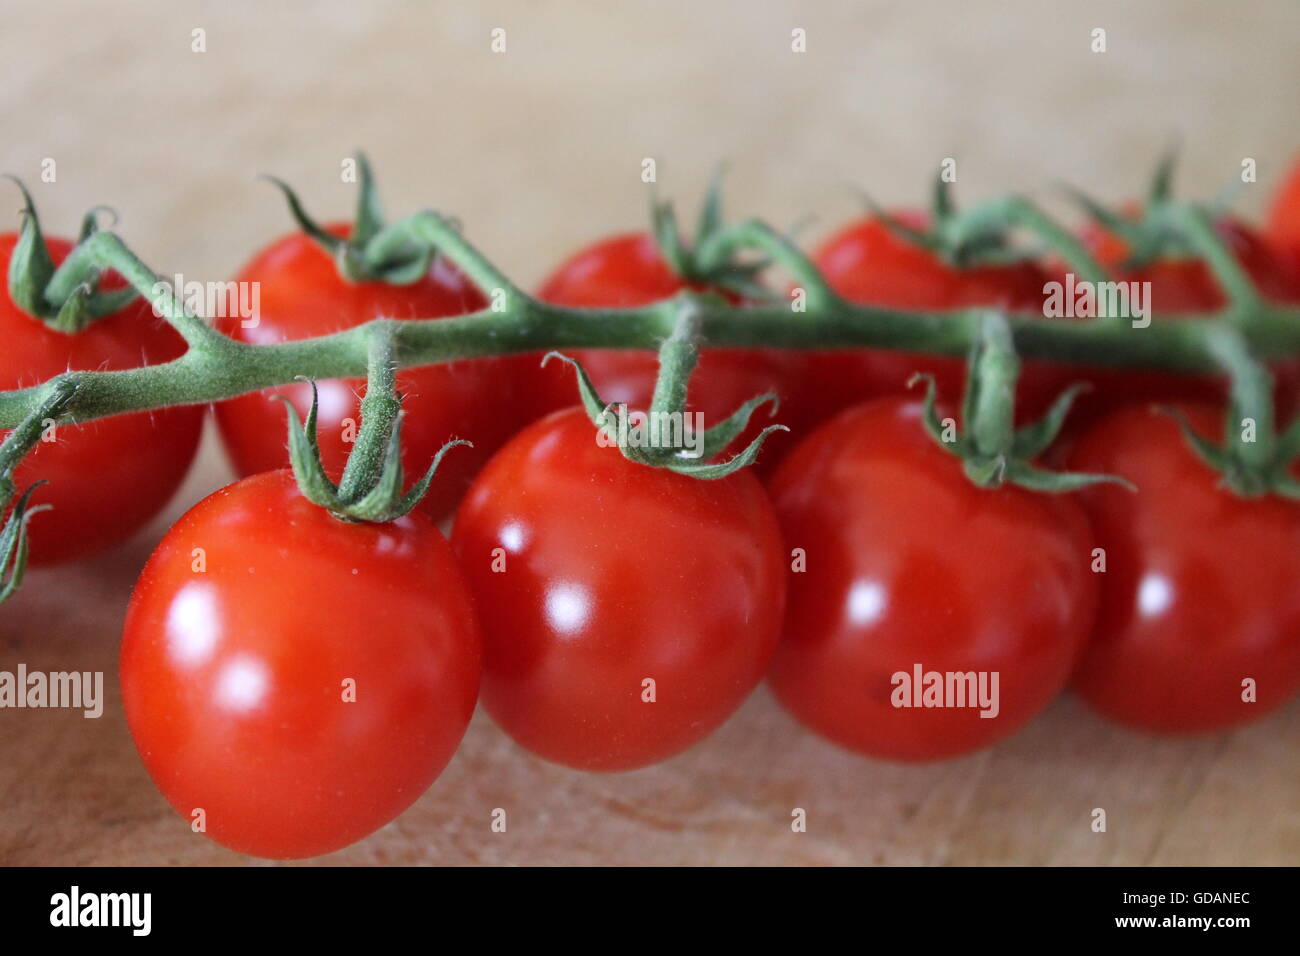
[805,214,1065,427]
[0,233,202,565]
[120,469,481,859]
[524,232,805,471]
[1064,402,1300,733]
[452,406,785,771]
[214,224,523,521]
[767,397,1097,761]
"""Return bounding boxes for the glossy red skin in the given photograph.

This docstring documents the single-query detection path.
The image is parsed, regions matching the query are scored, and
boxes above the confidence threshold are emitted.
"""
[1059,216,1300,431]
[1065,403,1300,734]
[452,406,786,771]
[120,470,481,859]
[767,397,1097,761]
[525,232,805,471]
[0,234,203,565]
[214,224,526,521]
[805,215,1068,428]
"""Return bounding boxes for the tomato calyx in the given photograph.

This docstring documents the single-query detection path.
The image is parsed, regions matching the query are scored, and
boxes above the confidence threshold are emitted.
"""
[543,298,788,479]
[913,313,1131,493]
[650,169,774,301]
[1066,153,1265,311]
[0,483,48,602]
[3,178,137,332]
[0,375,80,592]
[1165,327,1300,499]
[263,152,440,286]
[279,328,471,522]
[863,176,1028,270]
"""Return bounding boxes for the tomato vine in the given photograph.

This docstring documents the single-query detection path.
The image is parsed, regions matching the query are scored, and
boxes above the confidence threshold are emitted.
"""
[3,158,1300,599]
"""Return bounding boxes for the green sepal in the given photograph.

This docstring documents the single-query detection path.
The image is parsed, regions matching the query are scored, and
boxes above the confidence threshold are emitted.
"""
[0,483,50,603]
[1147,141,1180,206]
[911,373,969,455]
[909,361,1127,494]
[264,153,432,286]
[1160,404,1292,500]
[277,378,463,522]
[1010,383,1090,459]
[662,424,789,480]
[540,352,674,467]
[278,382,340,504]
[1164,407,1236,474]
[542,350,787,478]
[1002,460,1135,493]
[1273,415,1300,466]
[350,153,385,247]
[5,181,140,331]
[5,176,58,320]
[1064,151,1197,271]
[867,174,1029,269]
[696,392,780,461]
[648,172,777,301]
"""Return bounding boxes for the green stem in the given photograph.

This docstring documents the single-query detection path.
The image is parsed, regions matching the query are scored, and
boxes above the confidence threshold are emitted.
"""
[336,328,400,501]
[4,209,1300,442]
[648,299,703,416]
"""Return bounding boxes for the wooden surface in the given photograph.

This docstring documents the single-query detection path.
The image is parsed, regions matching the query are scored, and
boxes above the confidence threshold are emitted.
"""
[3,481,1299,866]
[2,0,1299,866]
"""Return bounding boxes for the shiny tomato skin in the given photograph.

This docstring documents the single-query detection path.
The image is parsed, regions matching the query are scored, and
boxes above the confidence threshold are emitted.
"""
[767,397,1097,761]
[804,215,1066,427]
[525,232,805,470]
[214,224,523,521]
[0,233,203,565]
[1064,402,1300,734]
[120,469,481,859]
[452,406,786,771]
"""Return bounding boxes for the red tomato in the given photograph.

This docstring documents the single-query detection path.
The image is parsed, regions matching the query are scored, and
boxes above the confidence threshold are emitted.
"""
[120,469,481,859]
[214,224,523,521]
[767,397,1097,761]
[452,406,785,771]
[805,215,1064,427]
[0,233,202,565]
[1064,402,1300,733]
[524,232,805,471]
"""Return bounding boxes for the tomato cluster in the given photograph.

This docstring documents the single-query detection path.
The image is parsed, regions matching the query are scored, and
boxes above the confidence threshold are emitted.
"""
[3,161,1300,860]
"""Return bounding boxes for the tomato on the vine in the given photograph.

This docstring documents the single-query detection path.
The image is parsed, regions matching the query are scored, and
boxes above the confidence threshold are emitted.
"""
[1064,402,1300,733]
[1058,214,1300,430]
[804,214,1065,427]
[214,224,524,521]
[452,406,786,771]
[120,469,481,859]
[0,233,203,565]
[524,232,805,470]
[767,396,1097,761]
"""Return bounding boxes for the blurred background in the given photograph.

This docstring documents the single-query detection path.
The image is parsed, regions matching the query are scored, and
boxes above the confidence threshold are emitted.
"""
[1,0,1297,865]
